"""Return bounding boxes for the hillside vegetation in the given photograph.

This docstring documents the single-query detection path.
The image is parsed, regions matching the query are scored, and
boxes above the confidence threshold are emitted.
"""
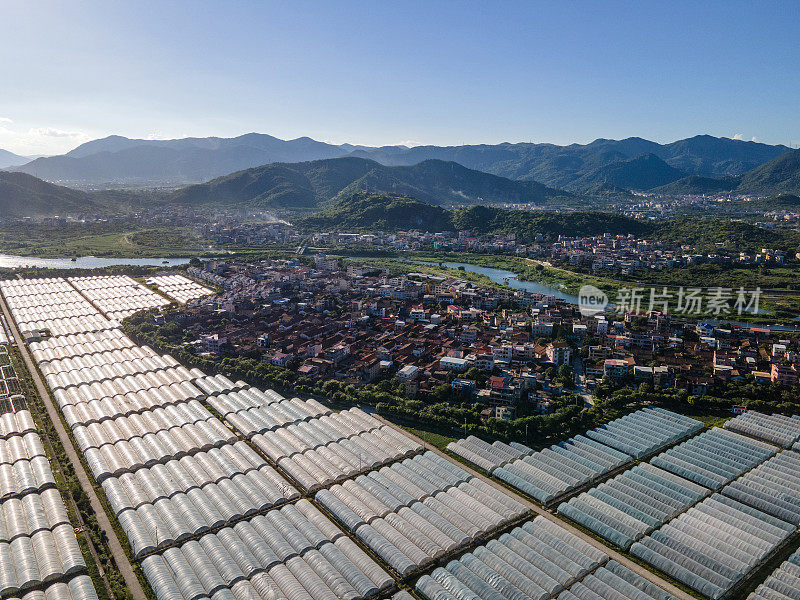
[297,192,800,252]
[737,149,800,195]
[169,157,568,209]
[8,132,791,190]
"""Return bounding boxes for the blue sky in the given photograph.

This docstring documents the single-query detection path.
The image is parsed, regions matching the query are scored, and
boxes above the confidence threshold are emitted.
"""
[1,0,798,155]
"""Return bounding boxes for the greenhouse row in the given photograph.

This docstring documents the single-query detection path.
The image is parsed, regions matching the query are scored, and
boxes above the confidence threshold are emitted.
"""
[723,410,800,449]
[584,408,703,459]
[40,346,187,380]
[0,404,36,441]
[44,361,196,395]
[0,492,84,589]
[316,451,528,575]
[720,449,800,525]
[557,463,709,550]
[251,410,423,492]
[208,390,333,435]
[630,494,795,600]
[649,427,778,490]
[5,575,99,600]
[145,274,213,304]
[0,428,56,498]
[68,275,171,320]
[445,436,530,473]
[746,548,799,600]
[1,279,119,337]
[492,433,630,505]
[414,516,609,600]
[0,396,94,598]
[141,499,394,600]
[30,330,137,363]
[55,380,211,429]
[103,445,300,556]
[6,276,430,600]
[73,407,241,482]
[555,560,679,600]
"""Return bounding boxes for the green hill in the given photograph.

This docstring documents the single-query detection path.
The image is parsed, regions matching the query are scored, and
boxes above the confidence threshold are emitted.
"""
[295,192,452,230]
[449,206,650,239]
[296,194,650,239]
[739,193,800,210]
[296,192,800,253]
[651,174,740,195]
[0,171,101,218]
[169,157,568,209]
[736,149,800,195]
[567,153,686,191]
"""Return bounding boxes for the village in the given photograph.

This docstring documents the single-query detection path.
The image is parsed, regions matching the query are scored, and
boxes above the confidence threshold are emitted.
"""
[162,256,800,423]
[199,219,794,272]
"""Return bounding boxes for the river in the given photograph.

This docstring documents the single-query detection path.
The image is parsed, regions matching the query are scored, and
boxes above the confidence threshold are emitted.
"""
[417,261,581,303]
[0,254,192,269]
[417,260,800,332]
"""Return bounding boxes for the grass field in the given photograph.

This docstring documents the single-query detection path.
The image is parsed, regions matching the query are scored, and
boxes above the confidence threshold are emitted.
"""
[399,426,458,451]
[0,223,215,258]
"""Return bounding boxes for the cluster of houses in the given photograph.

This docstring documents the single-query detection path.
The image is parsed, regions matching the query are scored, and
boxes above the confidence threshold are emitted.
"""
[173,257,800,420]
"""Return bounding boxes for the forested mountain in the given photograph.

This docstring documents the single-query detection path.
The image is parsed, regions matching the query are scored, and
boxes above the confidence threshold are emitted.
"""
[0,149,30,169]
[0,171,101,217]
[650,175,741,195]
[13,133,348,185]
[168,157,568,209]
[296,192,453,230]
[349,135,790,187]
[297,192,799,251]
[565,154,686,192]
[736,149,800,195]
[7,132,791,191]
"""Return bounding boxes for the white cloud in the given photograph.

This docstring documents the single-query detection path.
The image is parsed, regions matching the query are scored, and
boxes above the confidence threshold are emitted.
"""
[0,123,91,155]
[28,127,87,139]
[0,117,12,124]
[396,140,423,147]
[750,136,758,142]
[733,133,743,140]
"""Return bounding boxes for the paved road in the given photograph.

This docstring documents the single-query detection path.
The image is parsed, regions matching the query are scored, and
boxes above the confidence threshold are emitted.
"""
[375,415,697,600]
[572,356,595,406]
[0,292,148,600]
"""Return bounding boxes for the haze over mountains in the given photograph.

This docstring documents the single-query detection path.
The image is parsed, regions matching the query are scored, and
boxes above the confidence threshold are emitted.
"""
[4,132,792,192]
[0,148,32,169]
[2,133,800,218]
[168,157,568,209]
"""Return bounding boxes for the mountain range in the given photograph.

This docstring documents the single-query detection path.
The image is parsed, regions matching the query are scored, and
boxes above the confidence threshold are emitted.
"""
[0,149,32,169]
[168,157,568,209]
[0,171,102,218]
[298,192,799,253]
[4,132,792,192]
[2,134,800,218]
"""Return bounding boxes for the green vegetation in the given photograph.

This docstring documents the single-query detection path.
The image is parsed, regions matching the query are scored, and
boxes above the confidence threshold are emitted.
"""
[170,156,566,210]
[0,171,160,218]
[298,192,452,231]
[302,194,800,253]
[738,148,800,195]
[595,377,800,418]
[399,427,457,452]
[568,153,686,192]
[737,193,800,210]
[8,347,134,600]
[651,174,740,195]
[0,222,213,258]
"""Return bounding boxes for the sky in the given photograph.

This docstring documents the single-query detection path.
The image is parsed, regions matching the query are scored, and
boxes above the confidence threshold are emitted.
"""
[1,0,798,156]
